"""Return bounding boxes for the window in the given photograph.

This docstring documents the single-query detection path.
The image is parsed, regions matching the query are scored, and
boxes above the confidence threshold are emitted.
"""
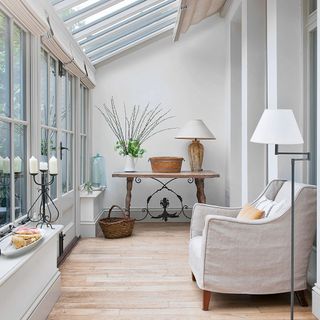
[0,10,28,227]
[40,49,58,199]
[80,84,88,185]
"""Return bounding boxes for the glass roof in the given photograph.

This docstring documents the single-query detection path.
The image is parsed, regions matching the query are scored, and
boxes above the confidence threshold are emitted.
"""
[51,0,179,65]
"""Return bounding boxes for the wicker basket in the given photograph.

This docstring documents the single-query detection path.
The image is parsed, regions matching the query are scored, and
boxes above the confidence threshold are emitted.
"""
[149,157,184,173]
[99,205,135,239]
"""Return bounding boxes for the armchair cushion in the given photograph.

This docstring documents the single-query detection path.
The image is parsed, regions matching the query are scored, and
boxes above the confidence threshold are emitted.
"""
[255,196,289,218]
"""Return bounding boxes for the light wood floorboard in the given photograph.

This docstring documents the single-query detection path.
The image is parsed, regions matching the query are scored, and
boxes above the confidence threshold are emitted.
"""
[49,223,316,320]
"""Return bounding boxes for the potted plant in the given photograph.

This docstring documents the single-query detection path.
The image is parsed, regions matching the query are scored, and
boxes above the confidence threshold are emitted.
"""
[97,98,174,171]
[81,181,94,194]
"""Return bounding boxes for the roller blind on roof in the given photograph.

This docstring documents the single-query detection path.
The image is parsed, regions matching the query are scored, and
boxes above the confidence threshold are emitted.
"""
[174,0,226,41]
[1,0,48,35]
[2,0,96,88]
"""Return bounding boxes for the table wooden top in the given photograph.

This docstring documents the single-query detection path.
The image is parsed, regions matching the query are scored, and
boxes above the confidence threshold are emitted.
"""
[112,170,219,179]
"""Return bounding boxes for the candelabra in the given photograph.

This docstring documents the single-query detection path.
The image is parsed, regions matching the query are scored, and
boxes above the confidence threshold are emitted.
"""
[27,170,59,228]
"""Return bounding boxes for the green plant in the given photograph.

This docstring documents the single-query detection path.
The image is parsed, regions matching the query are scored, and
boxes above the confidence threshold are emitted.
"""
[82,181,93,194]
[115,139,145,158]
[97,98,175,158]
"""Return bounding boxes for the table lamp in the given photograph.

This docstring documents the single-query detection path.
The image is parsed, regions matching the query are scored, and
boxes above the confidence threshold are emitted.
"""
[251,109,309,320]
[175,119,215,171]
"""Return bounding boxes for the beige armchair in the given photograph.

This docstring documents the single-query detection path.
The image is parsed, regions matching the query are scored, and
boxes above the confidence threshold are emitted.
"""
[189,180,316,310]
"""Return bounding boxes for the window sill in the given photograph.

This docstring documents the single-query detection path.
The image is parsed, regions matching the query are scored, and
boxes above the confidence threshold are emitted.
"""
[80,189,105,198]
[0,225,63,286]
[0,225,63,320]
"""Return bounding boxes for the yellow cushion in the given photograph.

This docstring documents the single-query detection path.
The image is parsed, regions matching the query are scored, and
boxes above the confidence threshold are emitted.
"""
[237,204,264,220]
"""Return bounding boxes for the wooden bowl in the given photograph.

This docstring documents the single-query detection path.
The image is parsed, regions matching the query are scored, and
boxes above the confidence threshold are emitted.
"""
[149,157,184,173]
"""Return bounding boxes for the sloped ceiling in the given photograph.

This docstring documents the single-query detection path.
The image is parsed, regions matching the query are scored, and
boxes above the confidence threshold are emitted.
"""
[50,0,226,65]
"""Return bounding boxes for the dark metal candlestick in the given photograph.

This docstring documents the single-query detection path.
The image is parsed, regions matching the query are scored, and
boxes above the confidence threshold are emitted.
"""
[27,170,59,228]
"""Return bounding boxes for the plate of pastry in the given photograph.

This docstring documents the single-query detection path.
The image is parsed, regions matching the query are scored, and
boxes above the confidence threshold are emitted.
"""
[1,227,46,257]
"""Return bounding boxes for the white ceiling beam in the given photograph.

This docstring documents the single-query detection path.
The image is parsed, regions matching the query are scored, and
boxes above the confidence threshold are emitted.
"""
[92,24,174,65]
[87,13,176,58]
[82,1,177,51]
[172,0,187,42]
[64,0,123,27]
[73,0,165,41]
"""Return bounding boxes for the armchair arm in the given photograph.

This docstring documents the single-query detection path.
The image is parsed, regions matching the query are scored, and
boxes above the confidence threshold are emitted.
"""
[190,203,241,238]
[200,214,290,293]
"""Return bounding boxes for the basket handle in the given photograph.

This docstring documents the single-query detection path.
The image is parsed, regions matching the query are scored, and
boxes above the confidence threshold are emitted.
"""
[108,205,130,219]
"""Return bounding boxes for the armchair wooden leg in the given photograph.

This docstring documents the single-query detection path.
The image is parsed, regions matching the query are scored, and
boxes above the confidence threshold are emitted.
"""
[202,290,211,311]
[192,272,196,282]
[295,290,308,307]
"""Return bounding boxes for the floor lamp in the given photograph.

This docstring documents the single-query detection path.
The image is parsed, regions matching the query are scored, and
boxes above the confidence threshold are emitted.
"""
[250,109,310,320]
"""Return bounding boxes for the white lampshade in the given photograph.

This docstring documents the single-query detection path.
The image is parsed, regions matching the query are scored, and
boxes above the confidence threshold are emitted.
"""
[175,119,216,140]
[251,109,303,145]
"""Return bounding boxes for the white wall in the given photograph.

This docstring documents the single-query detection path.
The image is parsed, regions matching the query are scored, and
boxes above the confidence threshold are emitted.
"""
[224,0,266,205]
[267,0,305,182]
[91,15,227,213]
[241,0,267,203]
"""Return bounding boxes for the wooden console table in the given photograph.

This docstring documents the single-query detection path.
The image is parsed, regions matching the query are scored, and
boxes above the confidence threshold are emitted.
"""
[112,171,219,221]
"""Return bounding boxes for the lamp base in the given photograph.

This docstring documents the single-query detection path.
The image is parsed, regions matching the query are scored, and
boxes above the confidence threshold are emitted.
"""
[188,139,204,172]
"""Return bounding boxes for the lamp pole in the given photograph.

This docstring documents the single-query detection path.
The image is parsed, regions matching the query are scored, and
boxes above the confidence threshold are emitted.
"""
[275,145,310,320]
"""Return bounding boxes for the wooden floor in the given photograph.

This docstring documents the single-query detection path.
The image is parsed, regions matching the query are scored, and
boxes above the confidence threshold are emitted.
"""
[49,223,315,320]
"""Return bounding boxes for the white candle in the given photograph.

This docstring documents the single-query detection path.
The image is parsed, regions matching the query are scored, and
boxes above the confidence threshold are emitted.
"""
[13,156,22,173]
[49,156,58,175]
[39,161,48,171]
[3,157,10,174]
[0,156,3,171]
[29,156,39,174]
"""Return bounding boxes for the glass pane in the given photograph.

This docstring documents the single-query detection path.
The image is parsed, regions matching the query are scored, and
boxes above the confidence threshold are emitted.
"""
[80,86,84,134]
[61,74,67,130]
[40,49,48,125]
[71,0,142,33]
[14,124,26,220]
[13,24,25,120]
[61,132,67,193]
[61,73,73,130]
[49,57,57,127]
[80,136,87,184]
[0,11,10,118]
[49,130,57,199]
[309,0,317,14]
[68,133,73,190]
[41,128,48,162]
[80,86,87,134]
[60,0,101,21]
[0,121,11,226]
[67,74,73,131]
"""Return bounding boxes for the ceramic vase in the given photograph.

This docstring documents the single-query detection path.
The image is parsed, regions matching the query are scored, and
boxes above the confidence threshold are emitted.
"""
[124,155,136,172]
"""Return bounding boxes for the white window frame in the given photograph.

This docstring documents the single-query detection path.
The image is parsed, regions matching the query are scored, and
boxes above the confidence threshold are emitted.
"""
[0,6,31,233]
[304,1,317,185]
[39,48,59,199]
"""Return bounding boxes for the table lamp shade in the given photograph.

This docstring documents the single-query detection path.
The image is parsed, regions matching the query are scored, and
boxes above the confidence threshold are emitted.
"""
[175,119,216,140]
[250,109,303,145]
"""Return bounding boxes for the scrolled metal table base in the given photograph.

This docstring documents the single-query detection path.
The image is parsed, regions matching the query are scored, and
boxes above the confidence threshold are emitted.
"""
[135,177,191,222]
